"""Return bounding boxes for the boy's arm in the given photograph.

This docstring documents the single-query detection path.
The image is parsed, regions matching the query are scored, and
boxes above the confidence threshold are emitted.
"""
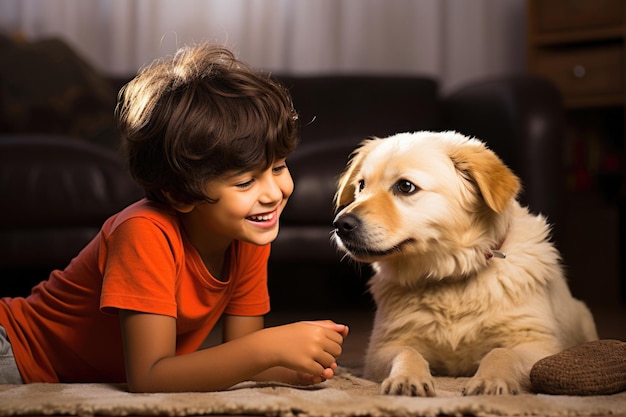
[119,310,346,392]
[222,314,265,341]
[222,315,340,385]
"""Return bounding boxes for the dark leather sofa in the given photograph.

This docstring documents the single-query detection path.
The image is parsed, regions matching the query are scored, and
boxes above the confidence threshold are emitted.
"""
[0,74,565,310]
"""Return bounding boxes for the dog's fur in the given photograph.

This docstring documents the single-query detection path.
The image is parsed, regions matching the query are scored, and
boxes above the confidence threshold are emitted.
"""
[332,131,598,396]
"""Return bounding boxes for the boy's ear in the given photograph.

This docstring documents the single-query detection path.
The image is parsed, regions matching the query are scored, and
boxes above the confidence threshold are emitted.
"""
[164,192,196,213]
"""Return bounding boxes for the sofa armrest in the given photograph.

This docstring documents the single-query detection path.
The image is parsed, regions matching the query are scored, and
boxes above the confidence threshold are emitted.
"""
[442,76,566,240]
[0,135,143,270]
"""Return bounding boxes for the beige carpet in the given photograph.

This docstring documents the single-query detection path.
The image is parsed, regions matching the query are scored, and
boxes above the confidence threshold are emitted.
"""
[0,369,625,417]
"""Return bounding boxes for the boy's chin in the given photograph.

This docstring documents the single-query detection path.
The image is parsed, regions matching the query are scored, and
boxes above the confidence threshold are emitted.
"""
[246,228,280,246]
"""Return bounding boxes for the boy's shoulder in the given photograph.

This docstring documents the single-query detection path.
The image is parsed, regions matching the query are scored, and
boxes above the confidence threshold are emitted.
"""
[104,198,179,235]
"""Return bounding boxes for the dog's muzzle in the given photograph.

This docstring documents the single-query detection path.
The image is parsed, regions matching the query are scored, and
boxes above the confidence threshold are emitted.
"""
[334,212,415,259]
[333,213,361,241]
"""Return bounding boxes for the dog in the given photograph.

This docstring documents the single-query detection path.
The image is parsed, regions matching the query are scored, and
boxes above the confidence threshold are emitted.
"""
[332,131,598,396]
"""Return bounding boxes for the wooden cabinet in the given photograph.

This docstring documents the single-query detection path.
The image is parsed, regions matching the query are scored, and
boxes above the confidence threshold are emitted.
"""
[527,0,626,302]
[527,0,626,108]
[527,0,626,190]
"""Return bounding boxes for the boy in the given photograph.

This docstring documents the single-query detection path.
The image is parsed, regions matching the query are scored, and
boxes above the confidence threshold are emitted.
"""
[0,44,348,392]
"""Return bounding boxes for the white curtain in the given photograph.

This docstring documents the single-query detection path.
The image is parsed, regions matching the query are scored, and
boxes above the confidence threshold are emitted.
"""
[0,0,526,91]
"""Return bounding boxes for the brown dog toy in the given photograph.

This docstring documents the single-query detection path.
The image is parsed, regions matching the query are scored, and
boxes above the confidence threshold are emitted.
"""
[530,339,626,396]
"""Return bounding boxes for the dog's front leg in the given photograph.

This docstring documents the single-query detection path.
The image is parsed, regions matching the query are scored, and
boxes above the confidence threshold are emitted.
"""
[380,346,436,397]
[464,343,552,395]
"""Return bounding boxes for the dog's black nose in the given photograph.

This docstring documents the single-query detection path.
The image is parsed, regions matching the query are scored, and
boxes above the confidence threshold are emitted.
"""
[333,213,361,237]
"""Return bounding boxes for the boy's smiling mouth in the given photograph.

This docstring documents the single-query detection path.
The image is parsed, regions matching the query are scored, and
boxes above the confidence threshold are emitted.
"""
[247,213,274,222]
[246,210,277,226]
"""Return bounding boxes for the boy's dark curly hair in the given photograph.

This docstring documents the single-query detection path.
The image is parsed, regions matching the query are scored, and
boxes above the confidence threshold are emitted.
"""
[115,44,299,205]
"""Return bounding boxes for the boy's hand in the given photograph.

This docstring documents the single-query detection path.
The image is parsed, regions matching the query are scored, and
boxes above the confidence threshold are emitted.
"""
[303,320,350,338]
[260,321,347,380]
[290,362,338,385]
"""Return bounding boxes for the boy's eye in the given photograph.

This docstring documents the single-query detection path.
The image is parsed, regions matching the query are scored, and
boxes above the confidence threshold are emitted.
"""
[272,164,288,174]
[235,179,255,189]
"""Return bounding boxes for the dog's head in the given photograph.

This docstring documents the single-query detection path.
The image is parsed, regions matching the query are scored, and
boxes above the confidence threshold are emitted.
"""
[332,131,520,280]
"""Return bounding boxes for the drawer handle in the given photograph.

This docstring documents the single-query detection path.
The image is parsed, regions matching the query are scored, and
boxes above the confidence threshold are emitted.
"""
[572,65,586,79]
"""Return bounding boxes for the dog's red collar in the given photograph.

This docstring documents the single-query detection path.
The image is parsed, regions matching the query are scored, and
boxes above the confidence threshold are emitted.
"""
[486,239,507,260]
[486,249,506,260]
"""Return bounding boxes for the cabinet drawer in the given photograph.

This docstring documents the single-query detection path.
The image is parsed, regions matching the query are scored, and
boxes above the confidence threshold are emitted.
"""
[534,0,624,33]
[531,45,623,98]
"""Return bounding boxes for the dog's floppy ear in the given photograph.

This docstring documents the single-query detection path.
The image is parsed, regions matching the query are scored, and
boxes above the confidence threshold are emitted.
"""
[334,138,380,211]
[450,142,521,214]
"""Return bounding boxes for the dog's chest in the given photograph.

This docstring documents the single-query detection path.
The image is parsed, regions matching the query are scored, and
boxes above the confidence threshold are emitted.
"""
[371,282,506,376]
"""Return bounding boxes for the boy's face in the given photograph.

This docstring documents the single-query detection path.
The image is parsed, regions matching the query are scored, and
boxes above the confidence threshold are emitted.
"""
[182,159,294,250]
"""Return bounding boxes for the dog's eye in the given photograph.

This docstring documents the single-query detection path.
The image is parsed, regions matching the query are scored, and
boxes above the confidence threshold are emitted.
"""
[358,179,365,192]
[394,179,418,195]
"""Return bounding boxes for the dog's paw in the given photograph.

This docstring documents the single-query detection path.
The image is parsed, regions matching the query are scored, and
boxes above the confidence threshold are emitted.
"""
[463,377,521,396]
[381,374,436,397]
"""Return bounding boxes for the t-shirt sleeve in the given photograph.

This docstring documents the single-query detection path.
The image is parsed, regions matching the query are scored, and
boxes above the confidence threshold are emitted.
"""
[99,217,181,318]
[223,243,271,317]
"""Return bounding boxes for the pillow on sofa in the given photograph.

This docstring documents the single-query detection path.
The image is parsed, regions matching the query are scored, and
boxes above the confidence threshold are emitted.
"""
[0,34,119,149]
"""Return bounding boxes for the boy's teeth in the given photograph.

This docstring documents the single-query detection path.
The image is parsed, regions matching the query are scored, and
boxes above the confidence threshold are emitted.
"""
[249,213,273,221]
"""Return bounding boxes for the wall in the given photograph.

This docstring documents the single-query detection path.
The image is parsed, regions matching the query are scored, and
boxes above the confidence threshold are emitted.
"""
[0,0,527,92]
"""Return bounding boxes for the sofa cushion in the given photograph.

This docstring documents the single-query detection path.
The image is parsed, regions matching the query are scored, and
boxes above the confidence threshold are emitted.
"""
[276,75,441,145]
[282,141,356,226]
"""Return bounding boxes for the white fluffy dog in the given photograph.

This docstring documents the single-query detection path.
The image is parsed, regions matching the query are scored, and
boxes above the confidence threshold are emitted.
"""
[332,131,597,396]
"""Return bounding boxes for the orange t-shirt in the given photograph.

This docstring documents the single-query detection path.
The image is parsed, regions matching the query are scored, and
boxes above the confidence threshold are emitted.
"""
[0,199,271,383]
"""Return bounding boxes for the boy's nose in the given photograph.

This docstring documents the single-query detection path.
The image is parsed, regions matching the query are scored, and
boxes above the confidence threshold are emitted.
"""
[260,175,285,203]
